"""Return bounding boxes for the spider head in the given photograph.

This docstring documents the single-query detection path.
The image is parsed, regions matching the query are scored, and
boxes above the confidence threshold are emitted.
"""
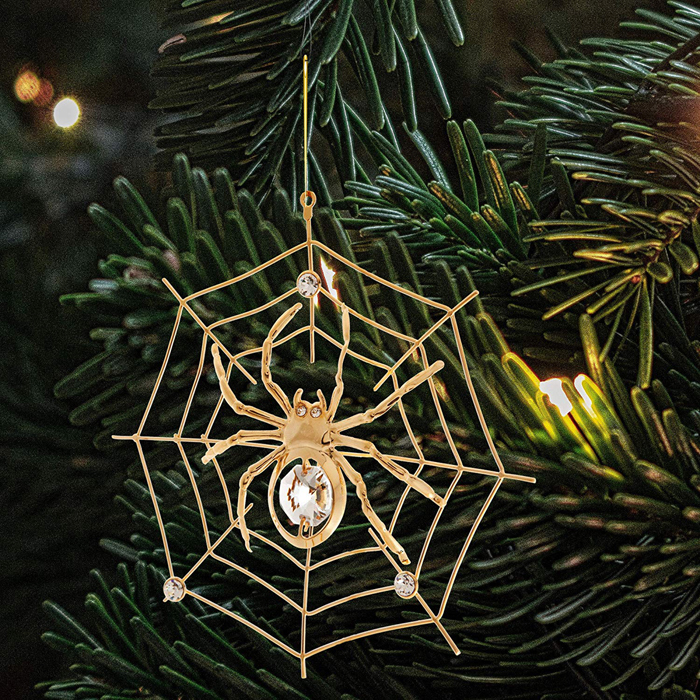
[292,388,327,420]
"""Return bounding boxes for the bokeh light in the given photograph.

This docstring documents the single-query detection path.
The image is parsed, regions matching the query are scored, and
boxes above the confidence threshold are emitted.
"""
[14,70,41,103]
[34,79,54,107]
[53,97,80,128]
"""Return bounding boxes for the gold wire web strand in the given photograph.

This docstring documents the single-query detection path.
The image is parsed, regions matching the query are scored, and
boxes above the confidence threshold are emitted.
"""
[113,200,536,677]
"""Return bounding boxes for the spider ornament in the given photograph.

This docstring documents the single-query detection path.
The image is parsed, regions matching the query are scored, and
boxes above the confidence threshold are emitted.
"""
[111,184,538,675]
[203,301,445,564]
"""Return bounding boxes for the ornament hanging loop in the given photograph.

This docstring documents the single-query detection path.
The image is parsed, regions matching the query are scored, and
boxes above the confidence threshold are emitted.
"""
[301,190,316,221]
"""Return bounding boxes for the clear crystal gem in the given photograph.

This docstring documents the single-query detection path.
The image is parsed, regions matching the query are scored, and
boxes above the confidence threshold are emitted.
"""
[310,407,321,418]
[393,572,417,599]
[296,405,307,417]
[297,272,320,298]
[280,462,333,527]
[163,577,186,602]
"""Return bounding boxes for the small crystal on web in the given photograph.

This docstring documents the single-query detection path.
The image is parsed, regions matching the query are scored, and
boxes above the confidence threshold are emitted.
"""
[163,577,186,602]
[394,571,417,598]
[280,462,333,526]
[297,272,320,297]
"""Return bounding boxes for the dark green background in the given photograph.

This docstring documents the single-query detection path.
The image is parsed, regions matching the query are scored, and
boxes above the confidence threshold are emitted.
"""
[0,0,666,697]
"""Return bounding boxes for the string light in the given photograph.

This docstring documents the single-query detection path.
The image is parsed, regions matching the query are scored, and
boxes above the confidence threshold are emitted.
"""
[539,378,573,417]
[318,256,339,302]
[574,375,595,413]
[53,97,80,128]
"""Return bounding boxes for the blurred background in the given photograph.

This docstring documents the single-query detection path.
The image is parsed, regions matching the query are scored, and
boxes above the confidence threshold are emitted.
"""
[0,0,667,697]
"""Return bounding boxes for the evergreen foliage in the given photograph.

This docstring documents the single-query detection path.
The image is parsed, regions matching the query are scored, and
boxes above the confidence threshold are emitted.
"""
[0,93,133,672]
[151,0,460,195]
[41,2,700,698]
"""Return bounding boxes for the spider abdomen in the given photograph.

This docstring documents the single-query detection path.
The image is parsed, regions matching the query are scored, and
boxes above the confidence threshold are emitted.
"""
[268,449,347,549]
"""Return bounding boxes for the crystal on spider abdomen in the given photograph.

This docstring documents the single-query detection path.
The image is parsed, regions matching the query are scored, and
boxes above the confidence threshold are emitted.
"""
[280,462,333,527]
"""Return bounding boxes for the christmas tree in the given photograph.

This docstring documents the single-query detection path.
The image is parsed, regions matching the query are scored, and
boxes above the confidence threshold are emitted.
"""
[19,0,700,698]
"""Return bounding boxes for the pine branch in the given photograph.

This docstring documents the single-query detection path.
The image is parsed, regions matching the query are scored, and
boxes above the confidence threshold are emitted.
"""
[337,8,700,398]
[489,6,700,386]
[43,153,700,697]
[150,0,461,196]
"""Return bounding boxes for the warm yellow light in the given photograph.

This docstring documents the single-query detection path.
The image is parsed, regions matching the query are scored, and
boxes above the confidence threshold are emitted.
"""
[318,256,339,304]
[53,97,80,128]
[574,374,594,413]
[540,378,573,417]
[14,70,41,103]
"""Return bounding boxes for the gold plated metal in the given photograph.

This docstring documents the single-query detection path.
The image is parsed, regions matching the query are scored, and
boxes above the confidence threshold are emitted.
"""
[112,54,535,679]
[205,301,442,561]
[113,210,536,675]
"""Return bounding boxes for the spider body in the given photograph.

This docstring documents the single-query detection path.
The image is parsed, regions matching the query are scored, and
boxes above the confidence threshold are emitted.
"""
[285,393,329,449]
[203,301,444,565]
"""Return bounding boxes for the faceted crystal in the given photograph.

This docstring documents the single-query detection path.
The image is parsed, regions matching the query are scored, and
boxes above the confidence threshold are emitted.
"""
[280,462,333,527]
[163,577,186,602]
[310,407,321,418]
[297,272,320,298]
[296,405,307,417]
[393,571,417,599]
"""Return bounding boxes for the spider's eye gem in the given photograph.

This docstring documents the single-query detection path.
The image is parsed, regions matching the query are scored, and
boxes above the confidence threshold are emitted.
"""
[393,571,417,599]
[280,462,334,527]
[297,272,320,298]
[163,577,186,602]
[310,406,322,418]
[296,405,307,417]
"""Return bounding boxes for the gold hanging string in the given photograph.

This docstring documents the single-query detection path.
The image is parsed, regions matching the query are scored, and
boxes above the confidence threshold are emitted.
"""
[303,54,309,195]
[301,53,317,363]
[301,0,312,196]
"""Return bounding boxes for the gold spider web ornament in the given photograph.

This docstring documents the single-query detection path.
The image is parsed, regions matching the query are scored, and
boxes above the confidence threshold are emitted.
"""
[114,56,535,677]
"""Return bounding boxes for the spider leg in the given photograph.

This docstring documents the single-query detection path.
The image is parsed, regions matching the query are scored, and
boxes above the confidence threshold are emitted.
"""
[238,446,286,552]
[331,447,410,565]
[212,345,284,427]
[261,303,303,416]
[202,428,282,465]
[328,304,350,420]
[333,434,443,506]
[333,360,444,433]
